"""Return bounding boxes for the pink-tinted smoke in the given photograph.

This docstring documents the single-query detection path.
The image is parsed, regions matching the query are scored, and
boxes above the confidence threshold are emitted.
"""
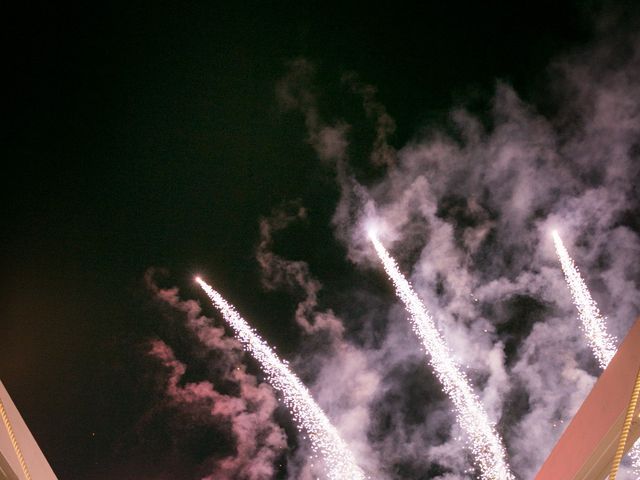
[146,270,287,480]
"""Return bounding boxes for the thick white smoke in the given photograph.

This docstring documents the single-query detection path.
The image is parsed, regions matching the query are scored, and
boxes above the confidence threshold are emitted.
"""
[145,19,640,480]
[275,25,640,479]
[370,232,513,479]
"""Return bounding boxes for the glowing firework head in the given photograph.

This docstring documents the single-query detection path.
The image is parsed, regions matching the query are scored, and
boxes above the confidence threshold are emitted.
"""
[551,230,617,368]
[368,232,514,480]
[364,219,379,238]
[195,277,367,480]
[363,218,387,251]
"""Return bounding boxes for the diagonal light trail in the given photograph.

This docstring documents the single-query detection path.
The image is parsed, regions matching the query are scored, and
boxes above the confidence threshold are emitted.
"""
[195,277,367,480]
[552,230,640,475]
[552,231,616,368]
[369,233,514,480]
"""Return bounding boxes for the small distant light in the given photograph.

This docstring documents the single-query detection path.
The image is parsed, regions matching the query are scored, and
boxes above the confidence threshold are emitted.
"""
[195,276,202,283]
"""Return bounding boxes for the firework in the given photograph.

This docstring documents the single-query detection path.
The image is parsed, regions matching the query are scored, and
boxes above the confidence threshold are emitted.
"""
[551,231,616,368]
[369,234,514,480]
[195,277,367,480]
[552,231,640,474]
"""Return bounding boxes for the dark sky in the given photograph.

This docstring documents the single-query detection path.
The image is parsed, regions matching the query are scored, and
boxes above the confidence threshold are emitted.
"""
[3,2,637,479]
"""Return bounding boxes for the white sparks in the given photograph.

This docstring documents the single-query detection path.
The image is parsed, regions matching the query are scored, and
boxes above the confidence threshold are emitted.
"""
[369,234,514,480]
[629,444,640,477]
[551,231,616,368]
[196,277,367,480]
[552,231,640,474]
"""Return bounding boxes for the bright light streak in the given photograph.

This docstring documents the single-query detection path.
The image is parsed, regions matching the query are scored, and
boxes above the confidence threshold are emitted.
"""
[552,231,640,474]
[551,230,616,368]
[369,233,514,480]
[195,277,367,480]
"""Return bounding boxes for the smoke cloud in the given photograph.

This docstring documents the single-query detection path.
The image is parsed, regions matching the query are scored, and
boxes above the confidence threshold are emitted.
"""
[273,26,640,480]
[144,269,287,480]
[256,202,345,339]
[145,22,640,480]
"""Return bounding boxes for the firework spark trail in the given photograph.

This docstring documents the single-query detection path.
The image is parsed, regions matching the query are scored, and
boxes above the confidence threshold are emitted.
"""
[552,231,640,474]
[369,234,514,480]
[195,277,367,480]
[552,231,616,368]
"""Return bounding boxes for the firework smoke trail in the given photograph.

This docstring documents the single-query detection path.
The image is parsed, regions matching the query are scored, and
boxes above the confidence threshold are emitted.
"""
[369,233,514,480]
[552,231,640,474]
[551,230,616,368]
[195,277,367,480]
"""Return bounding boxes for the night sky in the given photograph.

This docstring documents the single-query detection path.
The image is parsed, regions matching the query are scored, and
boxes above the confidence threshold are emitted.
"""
[4,2,640,479]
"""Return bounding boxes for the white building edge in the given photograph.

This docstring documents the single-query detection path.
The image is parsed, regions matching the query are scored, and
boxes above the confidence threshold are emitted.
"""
[0,380,57,480]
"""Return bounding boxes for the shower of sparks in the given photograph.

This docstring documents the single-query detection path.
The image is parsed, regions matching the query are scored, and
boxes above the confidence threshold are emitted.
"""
[551,231,640,474]
[552,230,616,369]
[195,277,367,480]
[551,231,616,368]
[629,446,640,477]
[369,234,514,480]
